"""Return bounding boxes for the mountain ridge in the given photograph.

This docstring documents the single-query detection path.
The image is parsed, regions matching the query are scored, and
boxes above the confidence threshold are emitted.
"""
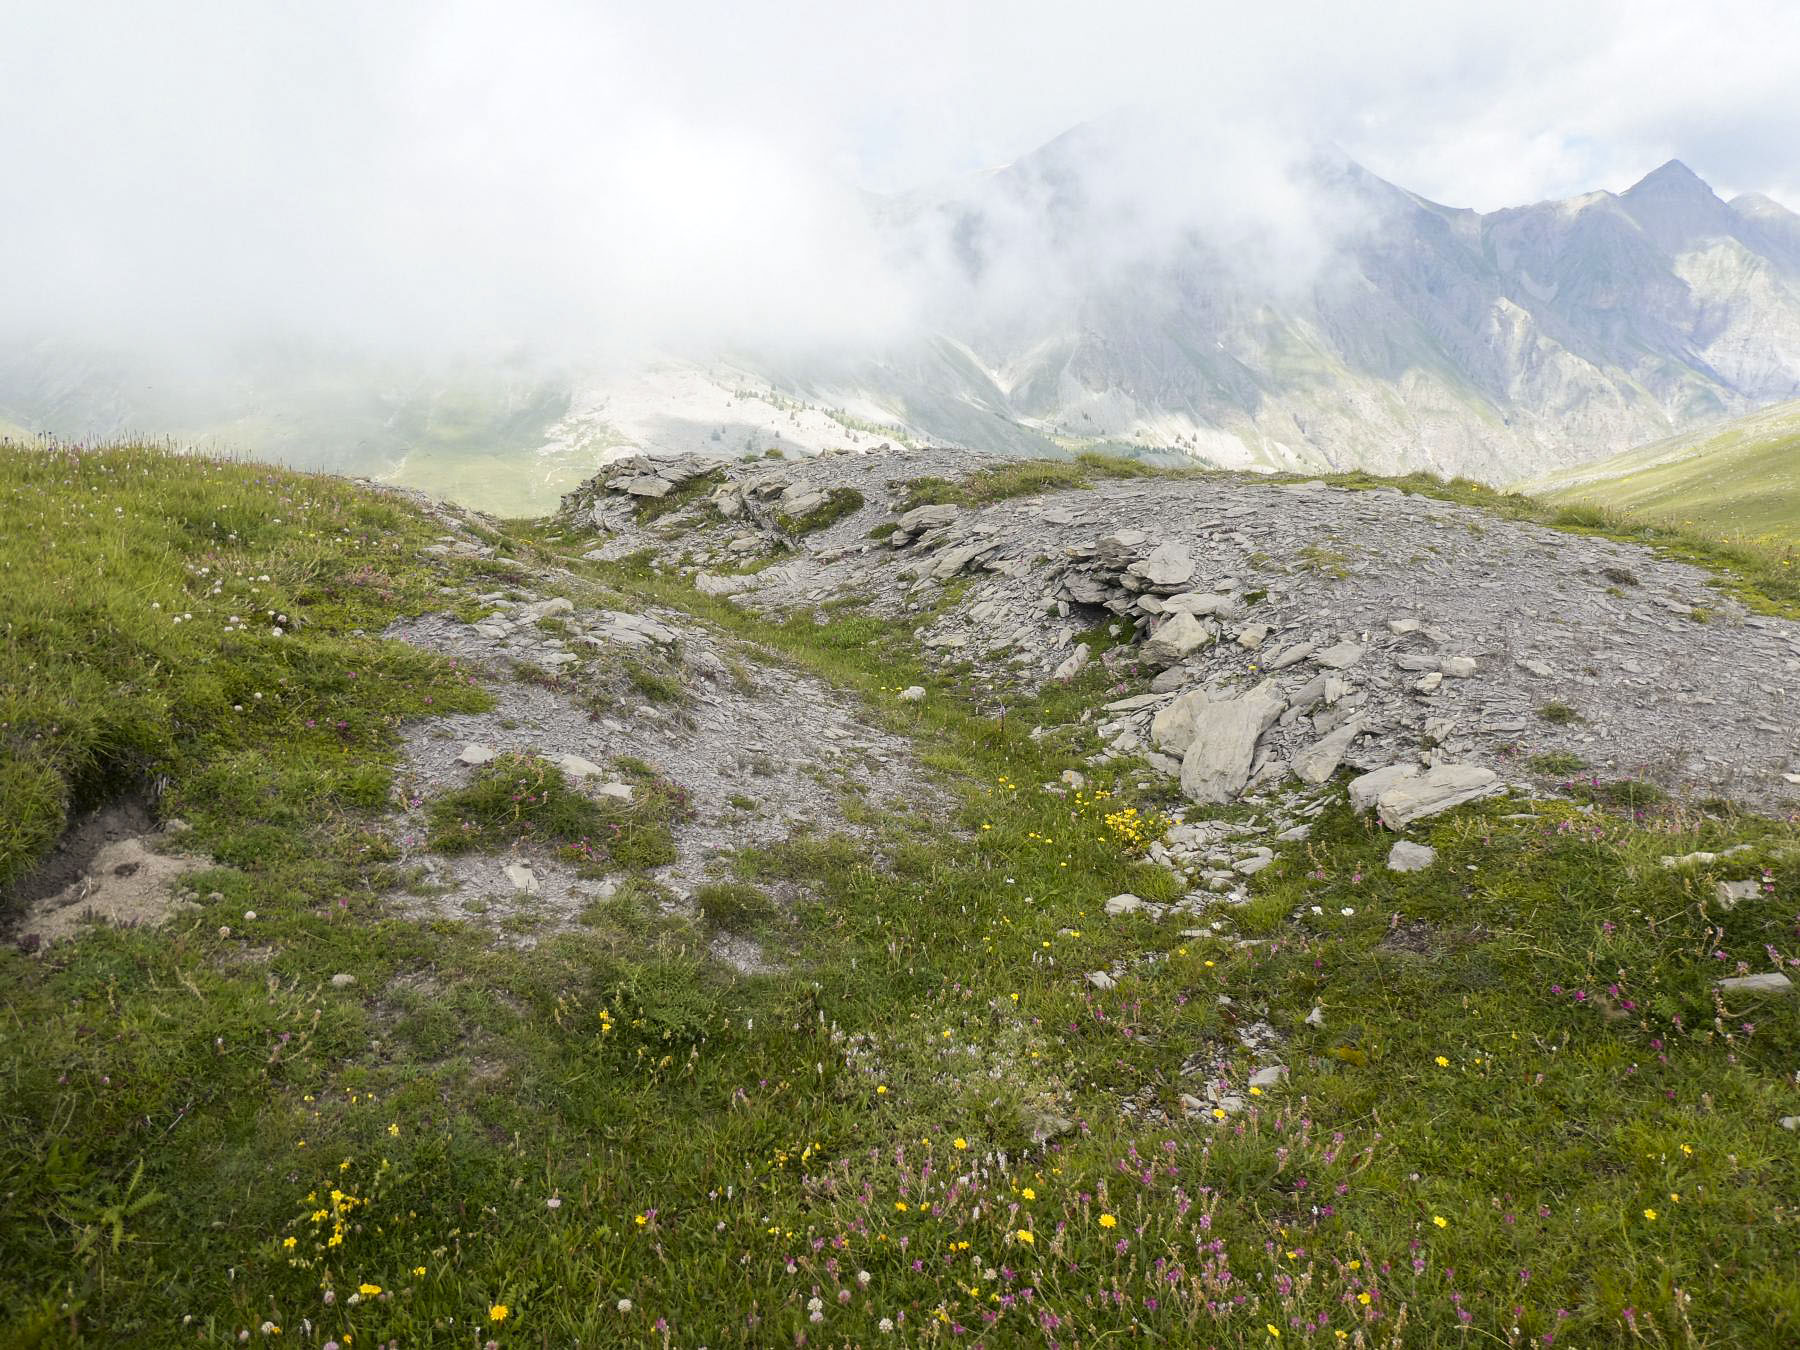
[4,134,1800,509]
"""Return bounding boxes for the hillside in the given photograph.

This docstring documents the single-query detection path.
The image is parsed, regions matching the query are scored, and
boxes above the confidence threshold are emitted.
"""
[1526,399,1800,545]
[3,442,1798,1346]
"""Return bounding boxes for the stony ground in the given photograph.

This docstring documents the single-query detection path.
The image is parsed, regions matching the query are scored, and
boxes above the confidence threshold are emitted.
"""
[376,498,937,970]
[574,447,1800,812]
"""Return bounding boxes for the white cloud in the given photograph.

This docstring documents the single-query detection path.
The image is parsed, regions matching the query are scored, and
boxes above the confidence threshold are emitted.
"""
[0,0,1793,365]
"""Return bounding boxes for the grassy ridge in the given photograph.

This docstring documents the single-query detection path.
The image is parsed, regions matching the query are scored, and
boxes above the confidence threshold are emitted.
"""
[0,442,492,890]
[0,444,1796,1347]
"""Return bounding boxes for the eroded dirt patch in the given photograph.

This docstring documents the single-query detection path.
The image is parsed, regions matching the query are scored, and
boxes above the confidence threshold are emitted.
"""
[6,805,208,949]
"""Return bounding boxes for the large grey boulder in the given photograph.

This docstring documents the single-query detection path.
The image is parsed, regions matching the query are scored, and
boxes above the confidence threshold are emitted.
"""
[1151,688,1209,754]
[1131,541,1195,588]
[1349,762,1501,828]
[1347,763,1418,813]
[1176,680,1287,805]
[1717,972,1792,996]
[1142,612,1215,666]
[1291,720,1363,785]
[900,503,961,531]
[1386,840,1438,872]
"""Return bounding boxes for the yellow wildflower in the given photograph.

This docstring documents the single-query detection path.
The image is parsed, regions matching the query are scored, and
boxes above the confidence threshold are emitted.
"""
[490,1303,510,1322]
[1099,1213,1117,1228]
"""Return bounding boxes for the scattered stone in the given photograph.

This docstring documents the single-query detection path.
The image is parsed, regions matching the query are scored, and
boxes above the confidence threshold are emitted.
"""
[1304,1006,1325,1027]
[897,685,926,702]
[1315,641,1365,670]
[596,782,635,801]
[1248,1065,1288,1090]
[899,503,961,531]
[1104,893,1149,916]
[696,573,753,597]
[1267,641,1315,670]
[1370,763,1501,828]
[330,973,357,988]
[1164,592,1228,617]
[1716,972,1792,996]
[1176,681,1286,805]
[1235,623,1271,650]
[1291,720,1363,785]
[558,754,606,780]
[1716,879,1760,909]
[1387,840,1438,872]
[1141,612,1215,665]
[1439,656,1479,678]
[520,596,575,621]
[1662,845,1754,868]
[457,744,498,767]
[1051,645,1091,681]
[503,863,541,895]
[1086,971,1118,991]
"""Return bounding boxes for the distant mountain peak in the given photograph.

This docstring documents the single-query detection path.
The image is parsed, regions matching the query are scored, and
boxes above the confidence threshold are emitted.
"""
[1625,158,1715,200]
[1731,191,1795,217]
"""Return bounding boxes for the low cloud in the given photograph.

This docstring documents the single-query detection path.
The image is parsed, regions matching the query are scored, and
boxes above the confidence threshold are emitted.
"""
[0,0,1793,385]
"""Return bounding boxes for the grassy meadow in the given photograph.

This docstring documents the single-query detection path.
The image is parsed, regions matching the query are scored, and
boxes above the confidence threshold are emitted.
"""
[0,441,1796,1347]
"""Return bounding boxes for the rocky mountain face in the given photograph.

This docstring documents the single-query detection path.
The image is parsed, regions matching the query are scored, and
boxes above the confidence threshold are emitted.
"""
[833,145,1800,480]
[6,136,1800,496]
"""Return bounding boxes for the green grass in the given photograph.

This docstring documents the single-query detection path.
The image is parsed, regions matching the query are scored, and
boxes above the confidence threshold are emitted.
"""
[776,485,865,534]
[3,444,1798,1347]
[692,880,778,933]
[899,451,1201,511]
[0,442,489,891]
[425,752,608,853]
[634,469,725,523]
[1527,400,1800,547]
[620,654,684,704]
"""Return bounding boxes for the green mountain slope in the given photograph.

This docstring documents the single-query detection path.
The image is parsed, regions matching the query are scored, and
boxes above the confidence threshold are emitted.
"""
[1527,399,1800,544]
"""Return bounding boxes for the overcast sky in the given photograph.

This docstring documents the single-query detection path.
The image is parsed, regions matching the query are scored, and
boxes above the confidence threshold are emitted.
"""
[2,0,1796,357]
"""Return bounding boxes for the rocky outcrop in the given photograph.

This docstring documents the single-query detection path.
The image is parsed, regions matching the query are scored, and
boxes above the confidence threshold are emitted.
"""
[560,445,1800,814]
